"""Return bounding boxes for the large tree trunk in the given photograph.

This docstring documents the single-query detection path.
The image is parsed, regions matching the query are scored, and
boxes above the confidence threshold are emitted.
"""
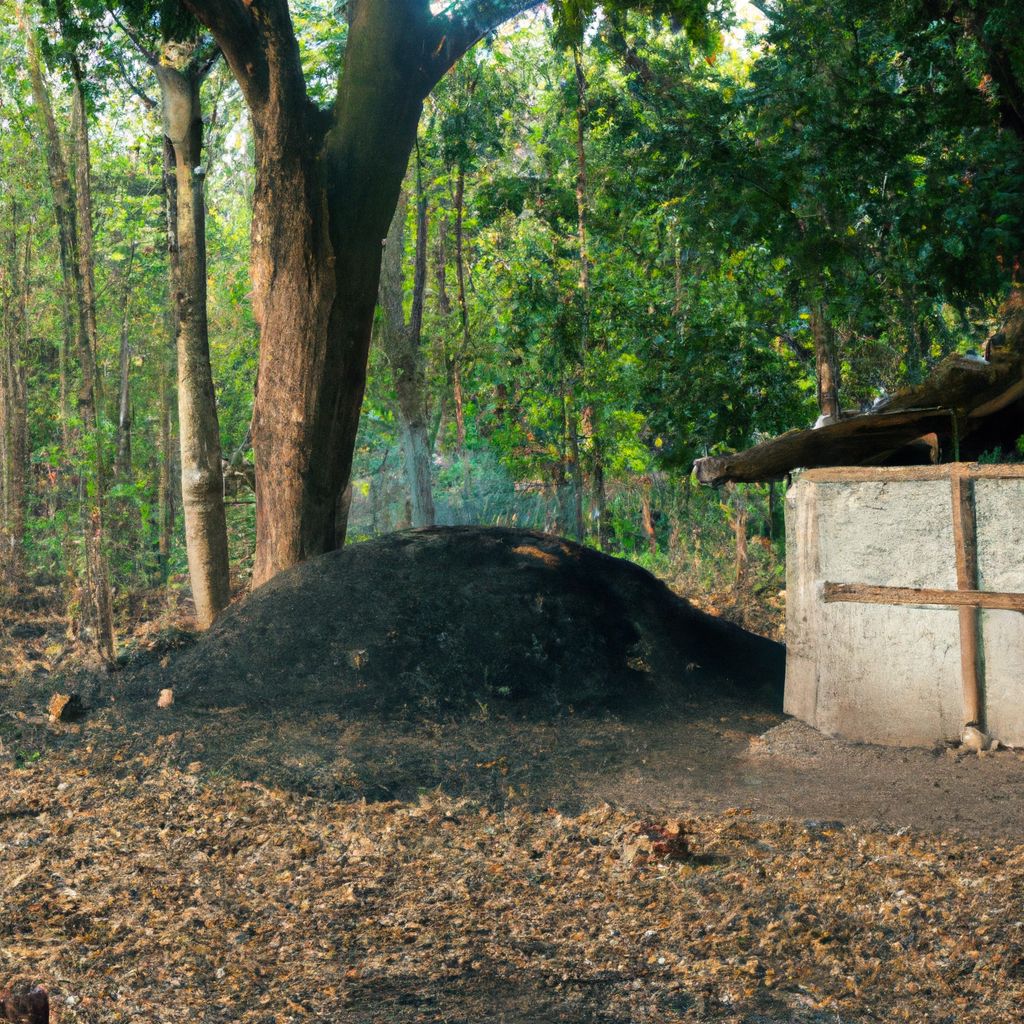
[156,61,231,627]
[379,185,436,528]
[227,4,433,584]
[185,0,535,586]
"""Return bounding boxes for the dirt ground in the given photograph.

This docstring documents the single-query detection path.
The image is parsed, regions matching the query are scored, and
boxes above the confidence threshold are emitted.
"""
[2,530,1024,1022]
[3,693,1024,1024]
[6,684,1024,838]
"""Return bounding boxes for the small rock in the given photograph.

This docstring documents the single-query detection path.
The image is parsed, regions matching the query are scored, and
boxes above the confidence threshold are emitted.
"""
[157,688,174,709]
[961,726,990,753]
[47,692,84,723]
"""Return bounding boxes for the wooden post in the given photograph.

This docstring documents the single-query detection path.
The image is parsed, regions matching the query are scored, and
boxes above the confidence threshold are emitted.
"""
[950,466,982,727]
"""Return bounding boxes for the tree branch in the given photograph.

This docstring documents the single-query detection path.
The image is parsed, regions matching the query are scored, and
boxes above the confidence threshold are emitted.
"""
[426,0,541,87]
[108,47,157,109]
[190,39,223,84]
[182,0,271,109]
[108,7,158,66]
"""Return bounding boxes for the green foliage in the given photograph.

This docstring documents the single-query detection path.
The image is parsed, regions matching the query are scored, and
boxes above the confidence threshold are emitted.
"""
[2,0,1021,634]
[551,0,721,54]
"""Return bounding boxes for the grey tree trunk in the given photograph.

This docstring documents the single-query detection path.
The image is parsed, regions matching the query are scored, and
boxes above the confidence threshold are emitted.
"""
[156,57,231,628]
[573,49,608,549]
[379,185,435,527]
[115,240,137,480]
[157,138,179,584]
[452,168,470,454]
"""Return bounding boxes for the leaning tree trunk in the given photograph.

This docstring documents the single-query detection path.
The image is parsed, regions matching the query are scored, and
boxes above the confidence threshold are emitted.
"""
[379,185,436,527]
[156,63,231,628]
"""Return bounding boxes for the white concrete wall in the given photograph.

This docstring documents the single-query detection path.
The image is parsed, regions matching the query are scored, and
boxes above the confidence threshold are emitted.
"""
[785,472,1024,747]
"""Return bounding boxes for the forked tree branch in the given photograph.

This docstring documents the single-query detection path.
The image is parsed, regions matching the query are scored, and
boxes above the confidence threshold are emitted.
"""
[426,0,542,87]
[181,0,271,108]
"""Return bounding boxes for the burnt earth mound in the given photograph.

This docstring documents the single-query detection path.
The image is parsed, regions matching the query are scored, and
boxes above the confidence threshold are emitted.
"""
[153,526,784,717]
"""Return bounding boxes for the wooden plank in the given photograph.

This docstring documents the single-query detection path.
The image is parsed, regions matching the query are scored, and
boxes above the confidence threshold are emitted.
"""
[802,463,1024,483]
[823,582,1024,612]
[950,467,982,726]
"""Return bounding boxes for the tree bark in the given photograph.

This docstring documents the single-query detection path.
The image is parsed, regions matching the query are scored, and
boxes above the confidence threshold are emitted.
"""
[24,18,114,662]
[572,49,608,548]
[68,60,115,662]
[379,185,436,527]
[184,0,539,585]
[452,166,471,454]
[157,138,179,584]
[564,388,584,541]
[431,212,453,451]
[115,240,137,480]
[156,58,231,627]
[809,299,841,420]
[726,484,749,585]
[0,202,29,582]
[640,480,657,556]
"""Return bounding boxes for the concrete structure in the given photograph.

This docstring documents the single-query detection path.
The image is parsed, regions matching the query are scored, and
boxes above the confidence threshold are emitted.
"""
[785,465,1024,747]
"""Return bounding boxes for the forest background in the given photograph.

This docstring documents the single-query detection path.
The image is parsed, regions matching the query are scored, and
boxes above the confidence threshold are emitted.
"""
[1,0,1022,663]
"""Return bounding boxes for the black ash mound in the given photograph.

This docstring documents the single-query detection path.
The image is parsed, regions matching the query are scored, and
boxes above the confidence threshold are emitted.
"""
[160,526,784,716]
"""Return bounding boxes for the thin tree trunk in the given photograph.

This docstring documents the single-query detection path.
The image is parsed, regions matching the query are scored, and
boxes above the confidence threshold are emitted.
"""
[573,48,591,343]
[157,60,231,627]
[565,389,584,541]
[115,240,137,479]
[69,66,104,408]
[157,138,179,584]
[157,366,174,582]
[810,299,841,420]
[24,17,114,661]
[672,219,684,319]
[334,481,353,549]
[69,61,115,662]
[431,213,452,452]
[640,481,657,556]
[0,202,29,582]
[452,167,470,454]
[727,485,749,585]
[379,182,436,528]
[573,49,608,549]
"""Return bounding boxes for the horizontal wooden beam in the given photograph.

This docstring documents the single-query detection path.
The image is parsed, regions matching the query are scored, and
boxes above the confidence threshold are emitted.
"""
[803,463,1024,483]
[824,581,1024,612]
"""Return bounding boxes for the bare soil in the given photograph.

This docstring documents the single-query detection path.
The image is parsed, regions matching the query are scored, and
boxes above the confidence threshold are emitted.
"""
[2,527,1024,1022]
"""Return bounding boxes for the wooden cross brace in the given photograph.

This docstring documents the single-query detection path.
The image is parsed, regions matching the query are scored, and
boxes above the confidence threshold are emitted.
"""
[816,463,1024,731]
